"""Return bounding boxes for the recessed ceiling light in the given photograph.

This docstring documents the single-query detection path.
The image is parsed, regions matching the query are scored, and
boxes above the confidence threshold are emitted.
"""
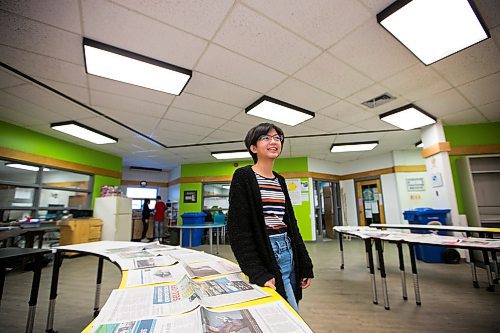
[83,38,192,95]
[245,96,315,126]
[211,150,252,160]
[377,0,489,65]
[330,141,379,153]
[51,121,118,144]
[379,104,436,130]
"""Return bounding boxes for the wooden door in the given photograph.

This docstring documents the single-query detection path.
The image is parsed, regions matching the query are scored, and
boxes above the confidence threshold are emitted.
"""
[356,179,385,226]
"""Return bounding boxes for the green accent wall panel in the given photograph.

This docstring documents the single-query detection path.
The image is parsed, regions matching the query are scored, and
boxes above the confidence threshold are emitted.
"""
[445,122,500,213]
[0,121,122,172]
[178,183,203,224]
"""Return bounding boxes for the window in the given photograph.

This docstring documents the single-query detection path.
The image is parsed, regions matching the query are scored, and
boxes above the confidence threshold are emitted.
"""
[202,183,230,218]
[0,158,93,222]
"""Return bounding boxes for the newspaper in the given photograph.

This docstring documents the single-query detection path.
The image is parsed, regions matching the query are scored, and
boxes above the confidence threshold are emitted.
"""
[91,274,269,328]
[184,260,241,278]
[92,301,312,333]
[166,248,220,264]
[124,265,189,287]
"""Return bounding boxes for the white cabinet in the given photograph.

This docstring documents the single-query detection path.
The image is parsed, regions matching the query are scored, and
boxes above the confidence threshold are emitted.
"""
[456,155,500,227]
[94,197,133,241]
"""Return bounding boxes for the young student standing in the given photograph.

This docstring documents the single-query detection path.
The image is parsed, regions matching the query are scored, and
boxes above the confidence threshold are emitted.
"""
[141,198,151,242]
[227,123,314,313]
[153,196,167,242]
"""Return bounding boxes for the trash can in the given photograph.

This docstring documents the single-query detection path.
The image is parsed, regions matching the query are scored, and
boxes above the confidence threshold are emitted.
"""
[181,212,206,247]
[403,208,450,263]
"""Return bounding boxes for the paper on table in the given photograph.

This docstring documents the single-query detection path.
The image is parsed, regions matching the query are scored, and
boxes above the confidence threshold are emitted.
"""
[124,264,189,287]
[184,260,241,278]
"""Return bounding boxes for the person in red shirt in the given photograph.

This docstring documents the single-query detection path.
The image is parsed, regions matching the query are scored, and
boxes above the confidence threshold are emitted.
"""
[153,196,167,242]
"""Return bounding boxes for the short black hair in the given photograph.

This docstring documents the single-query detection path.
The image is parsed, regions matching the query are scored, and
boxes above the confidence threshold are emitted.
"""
[244,123,284,163]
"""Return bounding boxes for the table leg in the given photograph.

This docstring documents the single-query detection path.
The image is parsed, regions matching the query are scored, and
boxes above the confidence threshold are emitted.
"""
[26,252,44,333]
[469,249,480,288]
[374,239,390,310]
[189,230,192,248]
[408,243,421,305]
[491,250,499,283]
[179,229,183,247]
[364,238,377,305]
[0,263,5,310]
[339,232,345,270]
[482,250,495,292]
[46,250,63,333]
[397,242,408,300]
[216,228,220,255]
[94,257,104,317]
[209,227,213,254]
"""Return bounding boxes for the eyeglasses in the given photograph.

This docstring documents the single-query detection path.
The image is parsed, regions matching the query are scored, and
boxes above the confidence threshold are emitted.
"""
[258,134,284,142]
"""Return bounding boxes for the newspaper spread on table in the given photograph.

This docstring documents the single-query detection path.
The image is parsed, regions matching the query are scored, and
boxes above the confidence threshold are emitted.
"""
[124,264,189,287]
[91,301,313,333]
[183,259,241,278]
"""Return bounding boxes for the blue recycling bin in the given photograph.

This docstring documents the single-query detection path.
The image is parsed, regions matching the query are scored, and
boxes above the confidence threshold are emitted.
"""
[403,208,450,263]
[181,212,206,247]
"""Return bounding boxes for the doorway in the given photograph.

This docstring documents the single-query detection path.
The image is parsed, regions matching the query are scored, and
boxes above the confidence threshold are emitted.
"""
[313,180,342,240]
[355,178,385,226]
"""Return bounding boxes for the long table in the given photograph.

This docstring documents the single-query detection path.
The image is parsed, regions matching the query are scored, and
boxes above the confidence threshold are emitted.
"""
[333,226,500,311]
[169,223,225,254]
[370,223,500,288]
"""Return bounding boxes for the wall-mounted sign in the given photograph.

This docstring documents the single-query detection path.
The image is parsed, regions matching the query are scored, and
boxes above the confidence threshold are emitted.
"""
[183,190,197,203]
[406,178,425,191]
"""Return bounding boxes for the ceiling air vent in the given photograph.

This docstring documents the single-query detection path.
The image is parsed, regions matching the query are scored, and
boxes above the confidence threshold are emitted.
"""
[362,93,396,108]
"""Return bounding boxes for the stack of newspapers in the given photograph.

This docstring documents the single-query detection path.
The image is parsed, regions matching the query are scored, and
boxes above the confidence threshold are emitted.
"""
[57,241,313,333]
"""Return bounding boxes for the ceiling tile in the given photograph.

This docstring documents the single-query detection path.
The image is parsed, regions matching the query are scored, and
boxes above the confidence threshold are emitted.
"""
[415,88,472,118]
[0,11,83,63]
[477,101,500,122]
[303,113,350,133]
[171,93,241,119]
[319,100,376,124]
[268,77,338,111]
[432,38,500,86]
[90,90,167,118]
[329,18,418,81]
[155,119,214,141]
[1,0,82,33]
[88,76,175,106]
[295,52,374,98]
[35,77,90,105]
[185,72,259,108]
[81,0,207,69]
[116,0,234,40]
[457,71,500,106]
[381,64,452,101]
[98,107,162,135]
[0,69,25,89]
[242,0,372,49]
[442,108,489,125]
[214,4,321,74]
[195,44,287,92]
[163,107,228,129]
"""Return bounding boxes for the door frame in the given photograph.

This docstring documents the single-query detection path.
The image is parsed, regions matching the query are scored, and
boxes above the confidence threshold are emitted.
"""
[355,177,386,226]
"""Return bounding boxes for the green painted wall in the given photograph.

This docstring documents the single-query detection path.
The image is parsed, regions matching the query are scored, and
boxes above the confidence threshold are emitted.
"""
[0,121,122,205]
[445,122,500,213]
[179,157,313,239]
[0,121,122,172]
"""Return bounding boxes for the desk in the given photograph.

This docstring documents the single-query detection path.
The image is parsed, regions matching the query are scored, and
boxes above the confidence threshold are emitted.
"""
[370,223,500,288]
[0,247,51,333]
[169,223,225,254]
[0,225,59,249]
[334,226,500,310]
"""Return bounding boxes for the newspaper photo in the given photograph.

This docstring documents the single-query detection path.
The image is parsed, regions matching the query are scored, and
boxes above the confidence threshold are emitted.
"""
[184,260,241,278]
[124,264,189,287]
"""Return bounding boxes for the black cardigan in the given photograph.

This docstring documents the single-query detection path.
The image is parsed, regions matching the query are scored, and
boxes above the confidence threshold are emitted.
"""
[227,165,314,301]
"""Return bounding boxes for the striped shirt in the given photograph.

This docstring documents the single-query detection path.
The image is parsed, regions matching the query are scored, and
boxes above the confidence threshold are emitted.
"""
[255,172,287,230]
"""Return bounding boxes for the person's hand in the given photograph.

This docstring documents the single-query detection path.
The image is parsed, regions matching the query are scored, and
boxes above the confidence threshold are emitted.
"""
[264,277,276,290]
[300,278,312,289]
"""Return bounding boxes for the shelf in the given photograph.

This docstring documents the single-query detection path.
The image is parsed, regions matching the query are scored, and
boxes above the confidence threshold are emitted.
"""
[471,170,500,174]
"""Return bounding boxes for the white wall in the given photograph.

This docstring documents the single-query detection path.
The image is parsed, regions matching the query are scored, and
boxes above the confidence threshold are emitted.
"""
[338,153,393,174]
[307,158,342,174]
[381,173,402,224]
[339,179,357,226]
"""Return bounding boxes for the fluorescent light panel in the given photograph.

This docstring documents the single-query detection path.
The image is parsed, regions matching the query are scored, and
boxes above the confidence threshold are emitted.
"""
[245,96,315,126]
[379,104,436,130]
[6,163,41,172]
[51,121,118,144]
[211,150,251,160]
[330,141,378,153]
[83,38,192,95]
[377,0,489,65]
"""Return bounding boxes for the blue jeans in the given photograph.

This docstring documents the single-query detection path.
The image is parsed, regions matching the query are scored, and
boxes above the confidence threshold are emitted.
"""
[154,220,164,240]
[269,233,298,312]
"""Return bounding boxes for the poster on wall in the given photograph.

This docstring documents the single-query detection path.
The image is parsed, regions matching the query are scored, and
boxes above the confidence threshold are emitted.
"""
[406,178,425,191]
[183,190,197,203]
[286,179,302,205]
